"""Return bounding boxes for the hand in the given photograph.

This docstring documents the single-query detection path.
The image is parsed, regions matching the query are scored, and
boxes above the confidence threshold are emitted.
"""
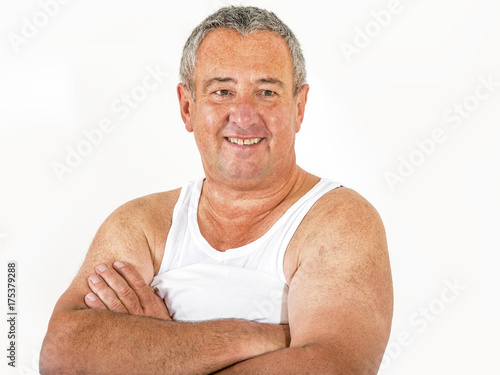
[84,261,171,320]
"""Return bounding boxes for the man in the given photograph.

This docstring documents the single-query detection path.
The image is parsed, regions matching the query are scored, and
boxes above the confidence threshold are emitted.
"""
[40,6,393,374]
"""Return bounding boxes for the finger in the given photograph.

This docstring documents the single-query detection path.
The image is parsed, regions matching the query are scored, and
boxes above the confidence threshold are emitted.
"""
[87,273,128,314]
[84,292,107,310]
[95,264,144,316]
[113,261,170,320]
[152,289,172,320]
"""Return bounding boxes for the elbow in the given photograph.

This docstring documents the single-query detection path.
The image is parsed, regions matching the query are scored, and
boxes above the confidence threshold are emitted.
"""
[40,311,85,374]
[297,342,382,375]
[40,333,63,374]
[39,338,59,375]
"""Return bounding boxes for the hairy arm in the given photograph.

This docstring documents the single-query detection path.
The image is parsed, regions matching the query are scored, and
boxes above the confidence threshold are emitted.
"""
[214,188,394,374]
[40,193,289,375]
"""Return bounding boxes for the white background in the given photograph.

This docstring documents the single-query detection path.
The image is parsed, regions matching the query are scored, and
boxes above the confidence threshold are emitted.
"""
[1,0,499,374]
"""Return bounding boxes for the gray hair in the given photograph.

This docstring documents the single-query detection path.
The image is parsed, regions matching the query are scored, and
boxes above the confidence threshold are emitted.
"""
[180,6,307,100]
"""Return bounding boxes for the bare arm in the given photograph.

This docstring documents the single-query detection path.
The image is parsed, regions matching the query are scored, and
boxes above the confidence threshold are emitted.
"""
[213,188,394,374]
[40,193,289,375]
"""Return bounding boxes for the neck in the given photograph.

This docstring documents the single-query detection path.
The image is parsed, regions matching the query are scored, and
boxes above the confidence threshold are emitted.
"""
[203,164,303,216]
[198,165,317,250]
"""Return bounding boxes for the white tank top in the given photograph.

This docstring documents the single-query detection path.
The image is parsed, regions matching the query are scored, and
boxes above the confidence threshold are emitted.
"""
[151,178,341,324]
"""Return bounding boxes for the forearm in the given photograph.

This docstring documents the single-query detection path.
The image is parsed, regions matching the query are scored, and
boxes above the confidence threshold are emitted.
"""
[213,343,375,375]
[40,308,289,375]
[212,345,319,375]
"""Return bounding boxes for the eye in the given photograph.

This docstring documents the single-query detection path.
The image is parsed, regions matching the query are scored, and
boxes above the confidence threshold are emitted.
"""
[214,89,230,96]
[261,90,276,97]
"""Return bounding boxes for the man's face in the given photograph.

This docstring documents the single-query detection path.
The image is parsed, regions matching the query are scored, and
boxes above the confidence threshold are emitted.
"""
[178,28,308,187]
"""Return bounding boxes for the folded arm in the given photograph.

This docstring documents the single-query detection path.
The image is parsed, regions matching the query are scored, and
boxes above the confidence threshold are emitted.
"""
[43,305,287,375]
[40,193,289,375]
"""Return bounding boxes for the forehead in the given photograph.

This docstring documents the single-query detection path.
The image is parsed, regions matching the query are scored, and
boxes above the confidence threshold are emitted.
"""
[194,28,294,86]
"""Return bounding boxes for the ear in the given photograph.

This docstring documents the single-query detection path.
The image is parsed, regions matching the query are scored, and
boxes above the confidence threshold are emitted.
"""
[177,83,194,132]
[294,84,309,133]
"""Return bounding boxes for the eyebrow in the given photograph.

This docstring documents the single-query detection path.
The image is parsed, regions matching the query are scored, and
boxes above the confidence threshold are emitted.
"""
[202,77,236,93]
[256,78,286,89]
[202,77,286,93]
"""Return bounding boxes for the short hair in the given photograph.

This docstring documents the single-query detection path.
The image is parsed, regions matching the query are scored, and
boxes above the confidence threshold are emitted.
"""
[180,6,307,100]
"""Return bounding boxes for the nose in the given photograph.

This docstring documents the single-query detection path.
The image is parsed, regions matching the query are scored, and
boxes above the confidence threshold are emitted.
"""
[229,96,259,129]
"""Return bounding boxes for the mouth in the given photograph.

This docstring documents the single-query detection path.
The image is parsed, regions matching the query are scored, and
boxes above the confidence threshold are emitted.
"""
[225,137,264,146]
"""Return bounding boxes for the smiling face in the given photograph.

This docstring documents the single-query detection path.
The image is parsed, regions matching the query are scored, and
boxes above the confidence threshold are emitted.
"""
[178,28,309,189]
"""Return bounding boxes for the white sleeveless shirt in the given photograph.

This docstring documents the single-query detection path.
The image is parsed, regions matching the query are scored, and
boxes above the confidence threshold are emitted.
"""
[151,178,341,324]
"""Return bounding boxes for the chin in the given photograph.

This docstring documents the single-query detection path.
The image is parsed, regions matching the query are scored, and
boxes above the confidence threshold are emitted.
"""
[220,164,269,182]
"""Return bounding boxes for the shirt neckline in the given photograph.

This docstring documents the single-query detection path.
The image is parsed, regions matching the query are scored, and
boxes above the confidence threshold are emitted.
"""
[188,178,327,260]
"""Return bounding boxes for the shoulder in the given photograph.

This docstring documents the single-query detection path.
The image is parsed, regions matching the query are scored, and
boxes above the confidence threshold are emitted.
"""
[314,186,384,234]
[114,188,181,222]
[99,188,182,274]
[288,186,389,282]
[305,186,385,246]
[102,188,182,232]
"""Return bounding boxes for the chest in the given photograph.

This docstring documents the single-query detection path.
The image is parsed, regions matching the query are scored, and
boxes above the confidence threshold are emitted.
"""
[152,263,289,324]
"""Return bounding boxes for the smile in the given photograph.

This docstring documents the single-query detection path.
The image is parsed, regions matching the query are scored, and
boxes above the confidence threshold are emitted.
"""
[226,137,263,146]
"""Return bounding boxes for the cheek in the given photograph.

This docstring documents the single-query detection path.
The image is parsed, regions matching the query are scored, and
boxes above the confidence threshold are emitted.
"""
[193,105,226,134]
[191,107,227,155]
[265,105,296,135]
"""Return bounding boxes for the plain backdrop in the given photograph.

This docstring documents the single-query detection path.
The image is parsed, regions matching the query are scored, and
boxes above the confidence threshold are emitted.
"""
[1,0,499,374]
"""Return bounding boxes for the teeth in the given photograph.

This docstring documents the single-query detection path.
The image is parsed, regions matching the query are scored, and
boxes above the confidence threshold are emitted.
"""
[227,137,262,146]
